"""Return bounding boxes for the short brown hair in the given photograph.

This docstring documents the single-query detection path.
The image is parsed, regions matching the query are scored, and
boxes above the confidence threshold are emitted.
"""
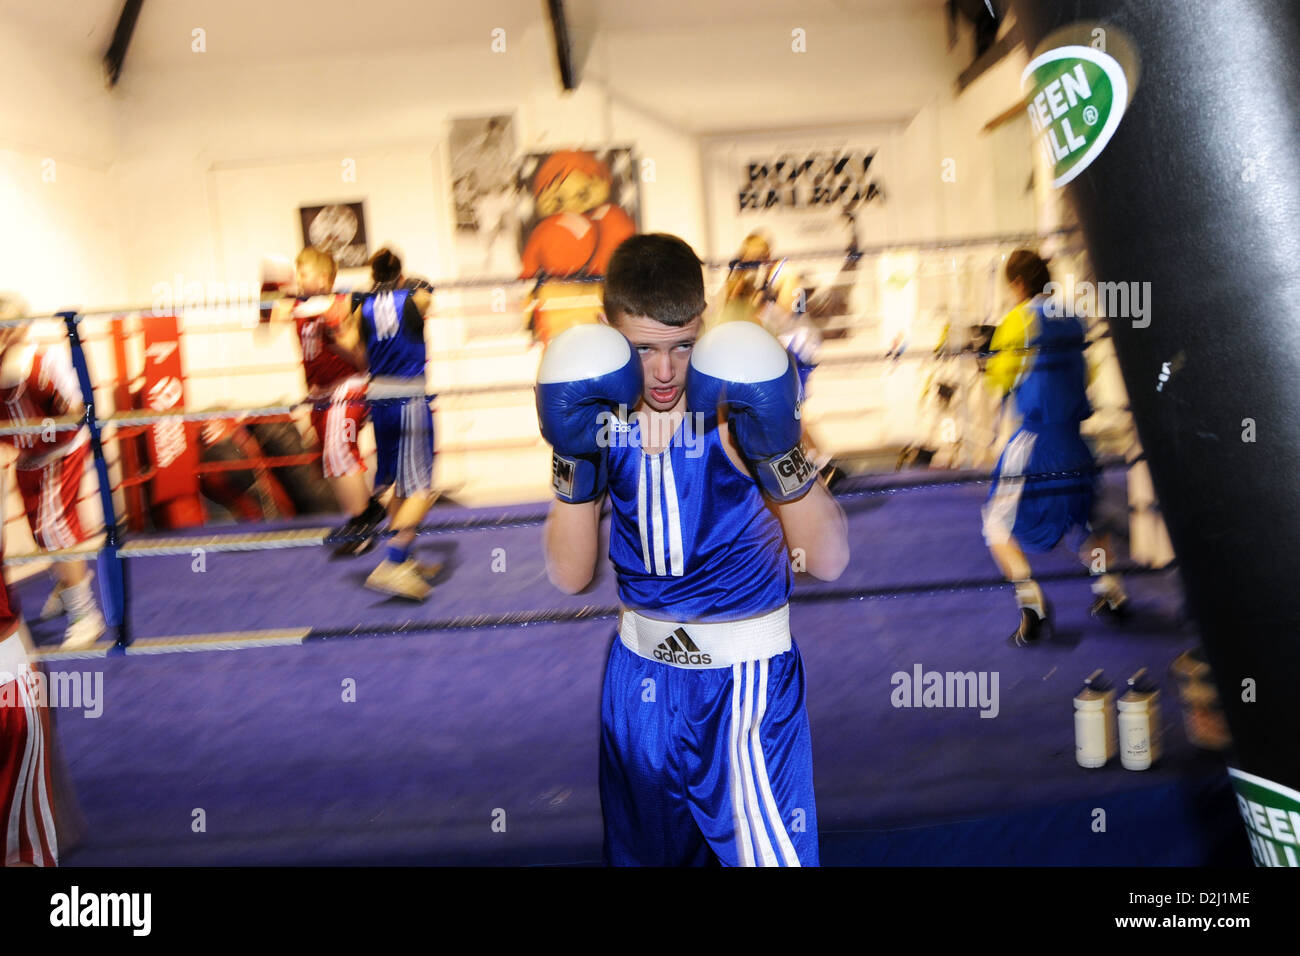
[369,247,402,286]
[1005,249,1052,297]
[603,233,705,328]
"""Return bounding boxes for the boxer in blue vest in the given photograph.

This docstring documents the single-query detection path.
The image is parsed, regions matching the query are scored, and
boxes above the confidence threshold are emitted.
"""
[538,233,849,866]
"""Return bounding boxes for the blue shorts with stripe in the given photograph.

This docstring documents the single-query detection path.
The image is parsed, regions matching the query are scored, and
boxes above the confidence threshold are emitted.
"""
[370,395,434,498]
[983,424,1095,553]
[599,635,818,866]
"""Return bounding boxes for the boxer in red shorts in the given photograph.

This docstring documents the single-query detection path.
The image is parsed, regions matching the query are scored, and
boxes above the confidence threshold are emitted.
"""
[0,573,58,866]
[270,248,385,555]
[0,312,105,650]
[0,295,62,865]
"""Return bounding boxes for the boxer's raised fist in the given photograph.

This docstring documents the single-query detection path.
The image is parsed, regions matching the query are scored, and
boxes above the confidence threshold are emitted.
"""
[536,323,643,503]
[687,321,816,502]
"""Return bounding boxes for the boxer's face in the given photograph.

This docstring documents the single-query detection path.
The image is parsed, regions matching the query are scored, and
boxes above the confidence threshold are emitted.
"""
[296,263,333,296]
[609,312,701,413]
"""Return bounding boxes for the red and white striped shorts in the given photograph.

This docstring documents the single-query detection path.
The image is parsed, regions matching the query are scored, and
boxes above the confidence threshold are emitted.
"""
[311,377,368,479]
[0,633,58,867]
[16,441,90,551]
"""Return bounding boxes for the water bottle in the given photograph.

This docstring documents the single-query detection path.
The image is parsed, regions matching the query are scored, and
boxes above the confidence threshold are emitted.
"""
[1118,667,1160,770]
[1074,669,1116,768]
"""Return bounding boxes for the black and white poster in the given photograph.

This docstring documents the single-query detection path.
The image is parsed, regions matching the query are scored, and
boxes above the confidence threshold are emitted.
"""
[299,201,368,269]
[449,114,520,276]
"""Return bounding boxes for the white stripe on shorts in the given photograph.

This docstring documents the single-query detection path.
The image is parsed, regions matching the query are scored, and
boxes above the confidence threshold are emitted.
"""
[6,673,56,866]
[27,675,56,866]
[983,429,1037,545]
[729,666,755,867]
[749,657,800,866]
[738,660,778,866]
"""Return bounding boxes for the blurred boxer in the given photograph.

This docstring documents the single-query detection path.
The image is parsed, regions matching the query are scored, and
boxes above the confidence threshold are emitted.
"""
[717,231,804,328]
[983,250,1128,646]
[336,248,440,600]
[0,534,58,866]
[0,296,105,650]
[269,248,385,556]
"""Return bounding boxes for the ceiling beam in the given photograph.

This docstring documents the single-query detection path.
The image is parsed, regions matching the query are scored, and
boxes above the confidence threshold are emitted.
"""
[103,0,146,88]
[545,0,577,92]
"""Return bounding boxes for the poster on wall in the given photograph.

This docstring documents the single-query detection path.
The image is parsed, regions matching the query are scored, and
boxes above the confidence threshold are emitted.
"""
[299,201,369,269]
[512,147,640,345]
[449,114,520,277]
[704,133,894,263]
[515,147,639,281]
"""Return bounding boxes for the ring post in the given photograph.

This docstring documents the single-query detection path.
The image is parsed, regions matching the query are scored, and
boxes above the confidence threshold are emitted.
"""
[59,310,130,648]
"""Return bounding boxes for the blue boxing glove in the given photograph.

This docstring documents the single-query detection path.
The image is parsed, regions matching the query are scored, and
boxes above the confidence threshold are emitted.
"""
[536,323,644,503]
[687,321,817,502]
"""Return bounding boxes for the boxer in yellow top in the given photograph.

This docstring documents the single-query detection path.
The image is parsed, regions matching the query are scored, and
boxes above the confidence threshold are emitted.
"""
[983,250,1128,646]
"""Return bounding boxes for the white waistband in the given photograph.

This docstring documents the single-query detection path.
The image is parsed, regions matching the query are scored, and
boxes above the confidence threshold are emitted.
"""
[618,605,791,669]
[0,630,31,686]
[367,377,427,400]
[308,375,367,402]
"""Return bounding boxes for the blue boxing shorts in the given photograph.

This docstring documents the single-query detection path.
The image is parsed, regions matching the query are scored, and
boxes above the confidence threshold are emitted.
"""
[982,423,1096,553]
[370,388,434,498]
[599,609,818,867]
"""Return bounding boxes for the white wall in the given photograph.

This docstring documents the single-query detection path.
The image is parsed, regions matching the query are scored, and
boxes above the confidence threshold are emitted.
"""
[0,14,125,564]
[0,15,125,311]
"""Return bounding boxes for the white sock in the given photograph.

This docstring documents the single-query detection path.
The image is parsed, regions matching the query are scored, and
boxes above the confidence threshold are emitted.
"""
[1090,573,1126,602]
[62,579,96,619]
[1014,579,1045,618]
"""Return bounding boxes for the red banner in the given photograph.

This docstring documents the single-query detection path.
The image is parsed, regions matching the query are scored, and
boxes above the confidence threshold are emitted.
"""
[140,315,204,528]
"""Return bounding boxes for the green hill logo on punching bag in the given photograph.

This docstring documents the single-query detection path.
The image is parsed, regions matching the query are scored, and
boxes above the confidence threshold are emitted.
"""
[1022,45,1131,187]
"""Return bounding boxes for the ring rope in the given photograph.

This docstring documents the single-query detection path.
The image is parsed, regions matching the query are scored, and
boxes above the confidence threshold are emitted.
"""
[0,334,1116,437]
[6,228,1085,326]
[0,458,1133,567]
[31,561,1173,663]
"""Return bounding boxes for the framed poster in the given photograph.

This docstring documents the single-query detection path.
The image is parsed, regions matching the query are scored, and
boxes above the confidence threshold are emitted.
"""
[449,115,520,276]
[299,201,368,268]
[515,147,639,280]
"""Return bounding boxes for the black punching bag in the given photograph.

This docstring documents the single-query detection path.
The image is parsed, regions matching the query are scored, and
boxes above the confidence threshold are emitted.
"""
[1007,0,1300,864]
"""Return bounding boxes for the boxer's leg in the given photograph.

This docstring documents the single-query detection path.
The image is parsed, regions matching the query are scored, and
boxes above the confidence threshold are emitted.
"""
[0,632,59,867]
[324,380,385,557]
[600,638,711,866]
[1079,530,1129,620]
[20,450,104,649]
[682,650,818,867]
[983,429,1049,645]
[365,395,436,600]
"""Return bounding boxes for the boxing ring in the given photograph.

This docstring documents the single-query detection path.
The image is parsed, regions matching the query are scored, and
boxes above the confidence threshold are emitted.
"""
[3,236,1248,866]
